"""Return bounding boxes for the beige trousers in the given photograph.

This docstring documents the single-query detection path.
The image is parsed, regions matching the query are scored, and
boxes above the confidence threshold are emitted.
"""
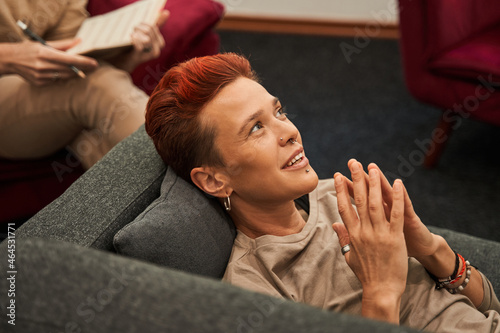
[0,64,148,169]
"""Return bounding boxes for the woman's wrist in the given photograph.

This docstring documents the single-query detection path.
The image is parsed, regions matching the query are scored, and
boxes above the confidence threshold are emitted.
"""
[361,291,401,324]
[416,236,484,307]
[414,234,456,278]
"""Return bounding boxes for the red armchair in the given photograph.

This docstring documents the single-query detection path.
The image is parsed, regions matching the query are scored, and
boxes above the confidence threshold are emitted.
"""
[398,0,500,167]
[0,0,224,224]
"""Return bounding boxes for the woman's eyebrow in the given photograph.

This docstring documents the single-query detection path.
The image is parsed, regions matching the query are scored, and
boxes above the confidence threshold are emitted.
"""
[237,97,280,137]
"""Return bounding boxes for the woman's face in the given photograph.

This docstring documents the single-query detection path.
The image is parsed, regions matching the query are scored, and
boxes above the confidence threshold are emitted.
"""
[200,77,319,207]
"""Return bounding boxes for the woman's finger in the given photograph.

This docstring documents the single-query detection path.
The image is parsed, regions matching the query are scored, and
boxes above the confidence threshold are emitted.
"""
[156,10,170,28]
[345,170,369,199]
[402,183,417,217]
[332,222,351,261]
[131,28,149,50]
[368,168,387,228]
[367,163,393,212]
[383,201,391,221]
[151,26,165,49]
[32,70,74,85]
[390,179,405,234]
[40,46,98,70]
[334,172,359,234]
[348,160,370,228]
[46,38,81,51]
[332,222,350,247]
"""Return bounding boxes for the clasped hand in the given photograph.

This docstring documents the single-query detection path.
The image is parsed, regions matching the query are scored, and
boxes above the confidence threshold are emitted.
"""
[332,159,440,322]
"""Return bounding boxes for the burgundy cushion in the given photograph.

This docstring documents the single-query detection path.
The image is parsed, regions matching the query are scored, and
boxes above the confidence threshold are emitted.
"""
[429,24,500,82]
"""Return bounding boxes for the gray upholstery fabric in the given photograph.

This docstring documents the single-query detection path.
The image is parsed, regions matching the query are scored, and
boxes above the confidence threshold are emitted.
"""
[0,238,418,333]
[114,167,236,278]
[15,126,167,251]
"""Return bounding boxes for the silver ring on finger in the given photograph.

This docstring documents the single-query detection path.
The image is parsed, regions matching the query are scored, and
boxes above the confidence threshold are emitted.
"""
[341,244,351,256]
[143,46,152,53]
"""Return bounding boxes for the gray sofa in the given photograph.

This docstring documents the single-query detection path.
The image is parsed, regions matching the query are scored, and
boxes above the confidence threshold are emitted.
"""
[1,126,499,332]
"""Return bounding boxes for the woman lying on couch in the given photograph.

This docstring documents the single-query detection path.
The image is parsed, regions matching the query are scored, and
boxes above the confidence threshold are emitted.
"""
[145,53,500,331]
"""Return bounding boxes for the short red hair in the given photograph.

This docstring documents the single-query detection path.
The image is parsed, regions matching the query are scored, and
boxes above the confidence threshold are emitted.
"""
[145,53,258,182]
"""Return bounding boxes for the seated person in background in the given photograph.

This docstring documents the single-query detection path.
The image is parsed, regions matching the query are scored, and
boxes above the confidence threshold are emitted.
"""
[0,0,168,169]
[145,53,500,332]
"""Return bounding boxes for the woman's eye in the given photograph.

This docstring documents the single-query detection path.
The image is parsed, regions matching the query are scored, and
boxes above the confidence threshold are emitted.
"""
[250,122,263,134]
[276,107,287,118]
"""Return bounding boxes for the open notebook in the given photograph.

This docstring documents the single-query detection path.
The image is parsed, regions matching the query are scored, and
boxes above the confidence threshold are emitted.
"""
[67,0,167,58]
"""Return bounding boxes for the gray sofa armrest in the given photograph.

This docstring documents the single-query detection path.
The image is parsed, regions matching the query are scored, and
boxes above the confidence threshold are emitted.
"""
[16,126,166,251]
[0,238,418,333]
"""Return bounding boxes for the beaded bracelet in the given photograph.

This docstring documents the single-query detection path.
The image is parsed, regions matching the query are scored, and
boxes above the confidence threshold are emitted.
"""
[427,251,473,293]
[446,260,472,294]
[440,253,466,287]
[430,251,463,289]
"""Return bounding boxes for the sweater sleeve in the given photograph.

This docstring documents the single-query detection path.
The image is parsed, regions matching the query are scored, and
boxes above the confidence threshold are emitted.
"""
[477,271,500,314]
[43,0,88,41]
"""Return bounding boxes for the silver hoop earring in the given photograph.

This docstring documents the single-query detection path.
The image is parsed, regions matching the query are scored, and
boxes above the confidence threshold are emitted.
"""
[223,196,231,211]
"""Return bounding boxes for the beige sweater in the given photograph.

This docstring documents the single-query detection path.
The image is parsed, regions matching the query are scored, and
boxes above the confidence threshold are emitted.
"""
[223,179,500,332]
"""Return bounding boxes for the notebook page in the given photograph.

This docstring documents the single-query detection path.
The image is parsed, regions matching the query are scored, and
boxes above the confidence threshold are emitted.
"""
[67,0,167,55]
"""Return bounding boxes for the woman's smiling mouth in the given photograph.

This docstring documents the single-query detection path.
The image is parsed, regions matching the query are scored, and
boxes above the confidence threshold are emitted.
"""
[282,149,309,170]
[287,152,303,167]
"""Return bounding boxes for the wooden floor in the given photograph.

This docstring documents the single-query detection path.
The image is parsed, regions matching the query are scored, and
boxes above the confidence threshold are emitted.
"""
[216,14,399,39]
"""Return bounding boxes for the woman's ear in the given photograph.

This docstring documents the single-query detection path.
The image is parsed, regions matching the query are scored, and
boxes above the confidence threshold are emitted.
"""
[190,167,230,197]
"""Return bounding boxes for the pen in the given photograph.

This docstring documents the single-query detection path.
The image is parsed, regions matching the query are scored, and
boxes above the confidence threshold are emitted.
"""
[16,20,86,79]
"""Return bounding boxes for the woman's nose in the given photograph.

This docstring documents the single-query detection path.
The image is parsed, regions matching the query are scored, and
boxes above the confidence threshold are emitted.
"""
[278,121,299,146]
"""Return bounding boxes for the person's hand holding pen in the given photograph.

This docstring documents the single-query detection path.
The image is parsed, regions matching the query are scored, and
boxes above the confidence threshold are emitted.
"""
[0,38,98,86]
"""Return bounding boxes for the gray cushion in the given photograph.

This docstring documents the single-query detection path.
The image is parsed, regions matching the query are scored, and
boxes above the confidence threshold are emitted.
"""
[113,167,236,278]
[16,126,167,252]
